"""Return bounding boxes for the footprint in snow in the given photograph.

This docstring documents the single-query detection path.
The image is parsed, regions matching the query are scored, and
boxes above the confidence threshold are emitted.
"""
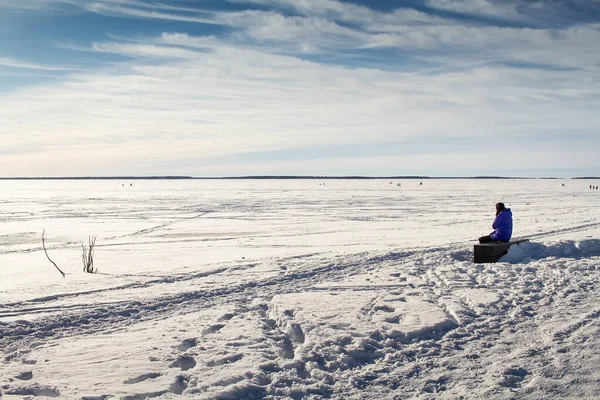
[203,324,225,334]
[15,371,33,381]
[169,375,189,395]
[123,373,162,384]
[205,353,244,367]
[217,313,235,322]
[169,355,196,371]
[498,367,528,388]
[176,338,197,352]
[4,384,60,398]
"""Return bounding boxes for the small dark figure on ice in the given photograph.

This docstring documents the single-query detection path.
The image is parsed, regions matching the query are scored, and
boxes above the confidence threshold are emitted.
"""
[479,203,513,244]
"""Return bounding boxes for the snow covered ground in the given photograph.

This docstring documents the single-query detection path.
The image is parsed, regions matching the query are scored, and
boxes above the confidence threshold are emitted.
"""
[1,178,599,399]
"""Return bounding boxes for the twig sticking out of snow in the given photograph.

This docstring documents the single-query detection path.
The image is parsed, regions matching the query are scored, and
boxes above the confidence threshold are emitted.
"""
[41,229,66,278]
[82,236,97,273]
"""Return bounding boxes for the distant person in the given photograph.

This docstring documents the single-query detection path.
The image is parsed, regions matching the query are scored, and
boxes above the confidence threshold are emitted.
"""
[478,203,513,244]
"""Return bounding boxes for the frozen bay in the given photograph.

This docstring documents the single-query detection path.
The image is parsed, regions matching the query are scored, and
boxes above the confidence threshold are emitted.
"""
[1,179,599,399]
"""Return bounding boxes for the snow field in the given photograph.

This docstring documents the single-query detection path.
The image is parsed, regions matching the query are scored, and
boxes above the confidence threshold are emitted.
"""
[1,179,599,399]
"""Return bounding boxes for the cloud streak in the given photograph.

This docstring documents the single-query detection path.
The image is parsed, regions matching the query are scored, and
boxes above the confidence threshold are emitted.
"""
[0,57,77,71]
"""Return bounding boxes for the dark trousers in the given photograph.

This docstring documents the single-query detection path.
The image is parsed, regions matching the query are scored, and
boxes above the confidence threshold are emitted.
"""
[478,235,493,244]
[479,235,509,244]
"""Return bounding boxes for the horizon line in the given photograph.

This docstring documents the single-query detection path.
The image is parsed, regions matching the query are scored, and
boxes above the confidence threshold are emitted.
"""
[0,176,598,180]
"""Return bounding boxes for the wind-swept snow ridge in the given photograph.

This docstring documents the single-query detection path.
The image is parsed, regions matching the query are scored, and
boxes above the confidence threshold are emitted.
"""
[500,239,600,263]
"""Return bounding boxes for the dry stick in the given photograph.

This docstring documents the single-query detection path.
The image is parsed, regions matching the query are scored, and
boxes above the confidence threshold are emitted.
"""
[42,229,66,278]
[90,236,96,272]
[81,244,88,272]
[82,236,96,273]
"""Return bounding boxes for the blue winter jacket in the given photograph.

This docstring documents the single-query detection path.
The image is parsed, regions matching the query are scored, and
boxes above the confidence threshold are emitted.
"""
[490,208,513,242]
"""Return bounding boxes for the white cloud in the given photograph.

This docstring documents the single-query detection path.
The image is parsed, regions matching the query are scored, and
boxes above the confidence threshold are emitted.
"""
[91,42,205,59]
[0,57,76,71]
[229,0,445,27]
[81,1,600,73]
[83,2,217,23]
[116,147,599,178]
[228,0,377,23]
[158,33,220,49]
[0,0,169,11]
[1,35,598,176]
[222,12,367,54]
[1,1,599,176]
[425,0,531,22]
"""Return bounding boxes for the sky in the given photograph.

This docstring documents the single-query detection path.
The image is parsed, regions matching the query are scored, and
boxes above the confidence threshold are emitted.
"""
[0,0,599,178]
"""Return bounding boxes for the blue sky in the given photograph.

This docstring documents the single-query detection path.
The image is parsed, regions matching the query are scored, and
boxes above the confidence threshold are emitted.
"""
[1,0,599,177]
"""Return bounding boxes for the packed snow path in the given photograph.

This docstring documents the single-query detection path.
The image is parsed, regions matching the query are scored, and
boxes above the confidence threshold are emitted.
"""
[1,179,599,399]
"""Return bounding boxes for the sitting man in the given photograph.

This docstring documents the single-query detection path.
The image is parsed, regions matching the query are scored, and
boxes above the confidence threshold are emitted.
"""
[479,202,513,244]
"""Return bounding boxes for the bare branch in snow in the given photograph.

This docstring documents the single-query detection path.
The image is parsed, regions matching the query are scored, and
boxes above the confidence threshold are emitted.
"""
[42,229,66,278]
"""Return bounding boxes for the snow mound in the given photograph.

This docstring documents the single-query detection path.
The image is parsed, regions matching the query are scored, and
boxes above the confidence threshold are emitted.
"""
[500,239,600,264]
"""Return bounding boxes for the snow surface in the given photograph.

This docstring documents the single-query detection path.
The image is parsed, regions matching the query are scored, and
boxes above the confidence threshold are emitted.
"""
[1,178,599,399]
